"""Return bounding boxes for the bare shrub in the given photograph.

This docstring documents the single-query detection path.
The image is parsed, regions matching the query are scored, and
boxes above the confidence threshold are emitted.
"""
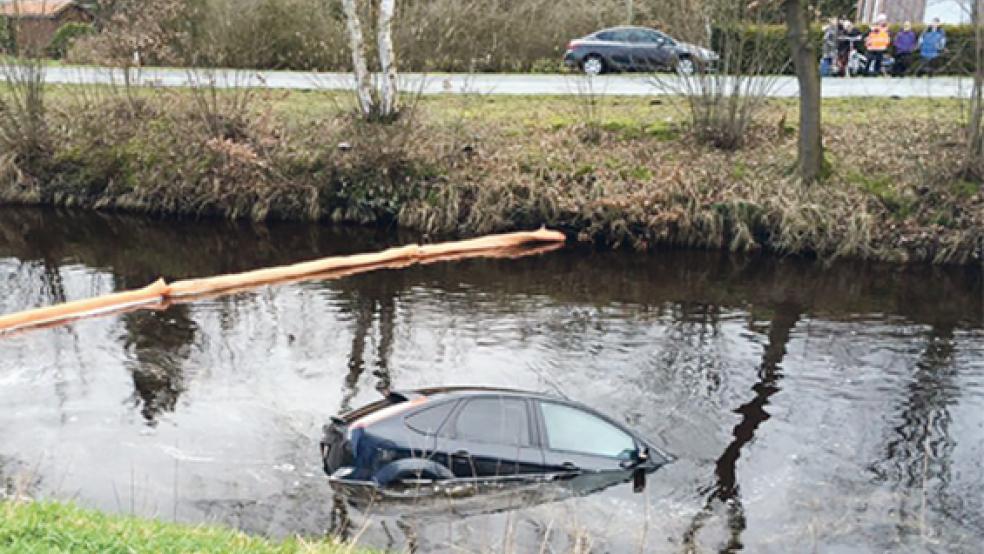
[651,0,786,150]
[192,0,349,70]
[0,57,48,176]
[67,0,197,67]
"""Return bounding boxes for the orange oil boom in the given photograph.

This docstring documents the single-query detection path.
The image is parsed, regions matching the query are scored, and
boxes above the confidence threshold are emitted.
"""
[0,228,565,334]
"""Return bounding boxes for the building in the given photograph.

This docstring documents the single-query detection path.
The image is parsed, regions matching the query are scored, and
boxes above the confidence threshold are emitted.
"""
[0,0,93,54]
[856,0,972,23]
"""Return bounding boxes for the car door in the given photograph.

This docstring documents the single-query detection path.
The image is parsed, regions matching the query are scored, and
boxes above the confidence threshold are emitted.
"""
[536,400,640,495]
[643,30,676,69]
[624,29,659,71]
[437,395,545,479]
[603,29,634,69]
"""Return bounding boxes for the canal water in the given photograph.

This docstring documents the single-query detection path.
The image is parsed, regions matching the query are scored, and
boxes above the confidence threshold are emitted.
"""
[0,206,981,553]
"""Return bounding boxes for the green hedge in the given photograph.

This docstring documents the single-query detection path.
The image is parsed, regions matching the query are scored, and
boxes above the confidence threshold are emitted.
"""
[712,24,979,75]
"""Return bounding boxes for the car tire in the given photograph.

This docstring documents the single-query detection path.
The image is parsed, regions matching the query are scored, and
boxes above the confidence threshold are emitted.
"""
[373,459,454,487]
[582,55,605,76]
[676,56,696,75]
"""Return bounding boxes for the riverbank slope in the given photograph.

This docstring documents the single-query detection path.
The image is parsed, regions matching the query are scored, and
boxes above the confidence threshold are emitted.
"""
[0,500,371,553]
[0,85,980,265]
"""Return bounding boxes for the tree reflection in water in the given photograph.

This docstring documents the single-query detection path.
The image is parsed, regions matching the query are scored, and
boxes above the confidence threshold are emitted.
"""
[121,306,199,426]
[683,303,802,553]
[870,323,971,541]
[335,274,402,415]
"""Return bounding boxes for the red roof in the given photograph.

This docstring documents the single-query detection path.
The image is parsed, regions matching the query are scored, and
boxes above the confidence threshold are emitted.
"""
[0,0,78,17]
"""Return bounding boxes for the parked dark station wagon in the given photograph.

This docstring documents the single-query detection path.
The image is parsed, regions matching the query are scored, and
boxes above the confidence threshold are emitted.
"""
[321,387,673,498]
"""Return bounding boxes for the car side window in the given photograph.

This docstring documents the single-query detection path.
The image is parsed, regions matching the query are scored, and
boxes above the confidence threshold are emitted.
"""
[540,402,636,458]
[625,30,648,43]
[596,31,615,41]
[450,397,531,446]
[405,401,456,435]
[608,30,631,42]
[645,31,668,45]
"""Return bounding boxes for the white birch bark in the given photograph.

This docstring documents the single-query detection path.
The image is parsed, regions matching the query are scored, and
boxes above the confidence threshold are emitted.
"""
[376,0,398,117]
[341,0,374,117]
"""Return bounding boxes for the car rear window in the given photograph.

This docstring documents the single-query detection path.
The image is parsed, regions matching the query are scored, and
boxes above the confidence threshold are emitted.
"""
[405,400,456,435]
[450,397,531,446]
[596,31,617,41]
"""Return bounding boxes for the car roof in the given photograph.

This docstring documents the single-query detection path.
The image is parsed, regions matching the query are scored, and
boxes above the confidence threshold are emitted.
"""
[592,26,659,34]
[406,386,563,402]
[337,386,564,423]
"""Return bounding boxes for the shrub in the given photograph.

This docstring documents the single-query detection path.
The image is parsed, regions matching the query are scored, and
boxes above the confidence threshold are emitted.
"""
[0,16,13,54]
[46,22,95,59]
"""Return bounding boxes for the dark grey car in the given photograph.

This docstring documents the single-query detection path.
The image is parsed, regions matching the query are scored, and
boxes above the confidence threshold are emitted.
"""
[563,26,719,75]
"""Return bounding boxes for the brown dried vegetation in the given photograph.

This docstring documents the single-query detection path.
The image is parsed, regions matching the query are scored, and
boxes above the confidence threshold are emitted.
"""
[0,76,980,265]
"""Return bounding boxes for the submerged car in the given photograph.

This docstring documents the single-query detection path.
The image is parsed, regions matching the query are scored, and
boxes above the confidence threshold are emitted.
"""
[321,387,673,499]
[563,26,719,75]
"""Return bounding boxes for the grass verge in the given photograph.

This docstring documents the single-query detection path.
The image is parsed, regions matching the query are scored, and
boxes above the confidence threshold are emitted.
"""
[0,78,981,265]
[0,500,370,554]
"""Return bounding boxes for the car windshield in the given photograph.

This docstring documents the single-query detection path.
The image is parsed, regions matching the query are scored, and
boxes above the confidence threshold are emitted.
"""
[540,402,635,458]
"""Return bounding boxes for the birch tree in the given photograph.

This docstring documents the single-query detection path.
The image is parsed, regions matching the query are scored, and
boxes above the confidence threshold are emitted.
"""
[341,0,399,120]
[376,0,398,116]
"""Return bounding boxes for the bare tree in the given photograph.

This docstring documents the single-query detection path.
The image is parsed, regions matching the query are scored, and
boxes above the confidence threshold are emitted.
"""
[341,0,400,120]
[652,0,786,150]
[377,0,398,116]
[966,0,984,177]
[341,0,375,117]
[783,0,823,182]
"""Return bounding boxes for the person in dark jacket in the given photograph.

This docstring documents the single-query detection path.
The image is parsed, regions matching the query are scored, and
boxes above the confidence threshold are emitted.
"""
[837,20,863,77]
[892,21,918,76]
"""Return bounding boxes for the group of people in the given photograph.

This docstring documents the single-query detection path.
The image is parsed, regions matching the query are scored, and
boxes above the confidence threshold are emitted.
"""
[821,15,948,77]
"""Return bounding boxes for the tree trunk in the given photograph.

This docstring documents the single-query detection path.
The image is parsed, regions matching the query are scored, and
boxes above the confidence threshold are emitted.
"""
[341,0,374,117]
[784,0,823,183]
[968,0,983,165]
[376,0,398,117]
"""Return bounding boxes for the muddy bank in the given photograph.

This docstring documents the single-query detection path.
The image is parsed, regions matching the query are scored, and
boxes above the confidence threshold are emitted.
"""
[0,89,981,264]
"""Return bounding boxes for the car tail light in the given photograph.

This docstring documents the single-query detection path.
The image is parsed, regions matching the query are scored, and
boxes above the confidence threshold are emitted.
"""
[567,40,580,51]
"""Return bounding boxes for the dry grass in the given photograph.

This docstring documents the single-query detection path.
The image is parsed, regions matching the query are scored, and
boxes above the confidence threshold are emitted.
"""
[0,82,980,265]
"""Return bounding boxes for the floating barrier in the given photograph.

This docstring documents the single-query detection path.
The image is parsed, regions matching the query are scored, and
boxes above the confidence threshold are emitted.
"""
[0,228,566,335]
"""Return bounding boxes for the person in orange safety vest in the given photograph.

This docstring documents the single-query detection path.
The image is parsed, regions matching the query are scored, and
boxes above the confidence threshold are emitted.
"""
[864,14,891,76]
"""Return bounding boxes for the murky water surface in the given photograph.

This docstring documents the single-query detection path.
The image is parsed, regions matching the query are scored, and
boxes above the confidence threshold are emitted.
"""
[1,207,982,553]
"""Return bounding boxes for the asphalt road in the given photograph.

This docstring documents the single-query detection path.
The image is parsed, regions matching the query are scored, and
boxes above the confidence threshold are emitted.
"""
[35,65,975,97]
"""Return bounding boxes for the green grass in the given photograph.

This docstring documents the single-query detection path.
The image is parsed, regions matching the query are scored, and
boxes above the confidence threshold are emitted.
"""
[0,501,372,554]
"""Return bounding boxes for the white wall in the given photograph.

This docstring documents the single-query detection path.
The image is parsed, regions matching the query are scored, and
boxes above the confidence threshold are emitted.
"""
[924,0,972,23]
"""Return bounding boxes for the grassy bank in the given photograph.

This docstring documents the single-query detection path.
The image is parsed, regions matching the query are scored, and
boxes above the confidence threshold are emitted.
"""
[0,77,981,265]
[0,500,369,553]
